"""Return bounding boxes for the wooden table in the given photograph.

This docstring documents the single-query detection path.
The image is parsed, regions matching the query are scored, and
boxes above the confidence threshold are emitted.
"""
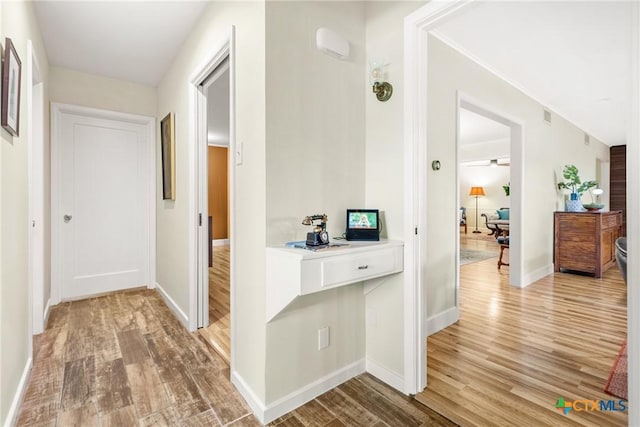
[498,244,509,269]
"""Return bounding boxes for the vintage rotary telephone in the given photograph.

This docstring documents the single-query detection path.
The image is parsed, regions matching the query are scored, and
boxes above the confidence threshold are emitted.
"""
[302,214,329,246]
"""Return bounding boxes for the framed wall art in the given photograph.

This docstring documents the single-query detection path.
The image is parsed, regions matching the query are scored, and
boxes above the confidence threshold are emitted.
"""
[161,112,176,200]
[2,37,22,137]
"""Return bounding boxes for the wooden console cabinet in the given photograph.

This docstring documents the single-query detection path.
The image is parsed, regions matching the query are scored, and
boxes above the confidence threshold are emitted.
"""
[554,211,622,278]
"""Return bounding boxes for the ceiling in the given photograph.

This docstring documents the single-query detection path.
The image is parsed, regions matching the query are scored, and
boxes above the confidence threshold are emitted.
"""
[459,108,510,145]
[436,1,631,146]
[33,1,631,146]
[33,1,209,86]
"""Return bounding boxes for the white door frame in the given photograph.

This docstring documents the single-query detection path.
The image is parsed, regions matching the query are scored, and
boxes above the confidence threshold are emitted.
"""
[403,0,476,396]
[627,2,640,425]
[50,103,156,304]
[405,3,639,425]
[27,41,44,342]
[196,57,230,329]
[187,27,236,367]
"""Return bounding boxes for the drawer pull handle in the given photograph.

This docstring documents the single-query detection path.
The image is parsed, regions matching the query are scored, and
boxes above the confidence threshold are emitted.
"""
[358,265,369,270]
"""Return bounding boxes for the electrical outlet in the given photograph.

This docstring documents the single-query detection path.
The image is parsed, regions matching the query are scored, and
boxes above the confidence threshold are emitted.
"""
[318,327,329,350]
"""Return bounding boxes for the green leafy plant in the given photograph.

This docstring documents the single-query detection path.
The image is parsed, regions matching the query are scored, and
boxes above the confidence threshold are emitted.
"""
[557,164,597,195]
[502,182,510,196]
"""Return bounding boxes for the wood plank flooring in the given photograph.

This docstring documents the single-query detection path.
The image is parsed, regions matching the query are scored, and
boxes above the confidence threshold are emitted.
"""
[18,232,625,426]
[199,245,231,364]
[414,233,628,426]
[17,287,454,426]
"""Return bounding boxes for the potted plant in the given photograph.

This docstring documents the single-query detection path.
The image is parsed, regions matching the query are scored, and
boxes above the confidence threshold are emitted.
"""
[557,164,598,212]
[502,182,510,196]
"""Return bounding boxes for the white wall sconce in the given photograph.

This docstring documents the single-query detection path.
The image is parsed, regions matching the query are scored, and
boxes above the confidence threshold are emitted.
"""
[369,59,393,102]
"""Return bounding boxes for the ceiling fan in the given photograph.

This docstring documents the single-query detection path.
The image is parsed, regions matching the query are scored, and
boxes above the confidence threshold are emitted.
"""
[461,158,510,167]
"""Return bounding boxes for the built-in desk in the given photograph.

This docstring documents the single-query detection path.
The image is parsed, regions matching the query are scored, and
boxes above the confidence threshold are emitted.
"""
[266,240,403,322]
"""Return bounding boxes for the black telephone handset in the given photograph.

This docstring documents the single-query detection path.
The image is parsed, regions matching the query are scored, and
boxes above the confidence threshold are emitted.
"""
[302,214,329,246]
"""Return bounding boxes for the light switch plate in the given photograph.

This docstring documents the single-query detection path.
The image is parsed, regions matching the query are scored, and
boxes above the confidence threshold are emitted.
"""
[235,140,243,165]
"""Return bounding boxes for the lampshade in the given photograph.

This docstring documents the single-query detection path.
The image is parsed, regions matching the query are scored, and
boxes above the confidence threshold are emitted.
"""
[469,186,485,196]
[369,59,385,85]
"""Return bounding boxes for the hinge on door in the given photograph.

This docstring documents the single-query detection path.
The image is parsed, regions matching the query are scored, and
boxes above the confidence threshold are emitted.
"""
[415,227,418,235]
[199,213,203,226]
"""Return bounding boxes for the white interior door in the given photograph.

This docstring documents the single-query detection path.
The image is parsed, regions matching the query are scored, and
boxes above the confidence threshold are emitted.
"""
[57,108,151,300]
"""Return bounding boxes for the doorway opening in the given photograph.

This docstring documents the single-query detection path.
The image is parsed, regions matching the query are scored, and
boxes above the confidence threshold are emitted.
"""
[457,97,522,289]
[198,58,232,363]
[458,103,512,279]
[190,28,236,370]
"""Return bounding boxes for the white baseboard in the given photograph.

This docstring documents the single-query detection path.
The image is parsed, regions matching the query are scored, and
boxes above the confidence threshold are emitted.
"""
[213,239,230,247]
[154,282,189,329]
[426,306,460,336]
[233,359,365,424]
[263,359,365,424]
[3,357,32,427]
[365,357,404,392]
[231,371,267,424]
[521,264,554,288]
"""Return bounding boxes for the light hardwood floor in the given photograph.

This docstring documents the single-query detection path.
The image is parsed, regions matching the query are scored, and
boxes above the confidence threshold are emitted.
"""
[415,232,628,426]
[199,245,231,363]
[16,287,454,426]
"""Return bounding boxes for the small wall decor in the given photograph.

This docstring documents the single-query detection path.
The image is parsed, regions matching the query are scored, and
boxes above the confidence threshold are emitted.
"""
[2,38,22,137]
[161,112,176,200]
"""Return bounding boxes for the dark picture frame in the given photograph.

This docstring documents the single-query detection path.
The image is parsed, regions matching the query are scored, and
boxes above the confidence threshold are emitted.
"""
[161,112,176,200]
[2,37,22,137]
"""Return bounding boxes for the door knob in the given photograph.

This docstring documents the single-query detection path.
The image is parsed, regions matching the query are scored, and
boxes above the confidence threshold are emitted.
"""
[63,214,72,223]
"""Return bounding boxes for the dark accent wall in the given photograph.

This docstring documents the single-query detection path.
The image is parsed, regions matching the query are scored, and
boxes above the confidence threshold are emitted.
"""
[610,145,626,235]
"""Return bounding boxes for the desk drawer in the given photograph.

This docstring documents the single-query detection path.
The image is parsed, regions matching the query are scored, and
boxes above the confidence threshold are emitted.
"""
[300,246,402,294]
[321,249,398,287]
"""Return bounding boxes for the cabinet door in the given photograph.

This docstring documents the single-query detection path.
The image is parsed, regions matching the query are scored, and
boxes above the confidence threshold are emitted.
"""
[601,229,616,266]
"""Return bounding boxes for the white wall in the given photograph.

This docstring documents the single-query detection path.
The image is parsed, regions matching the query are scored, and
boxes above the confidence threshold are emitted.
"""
[0,2,50,424]
[364,0,426,386]
[426,34,610,317]
[156,0,267,402]
[49,66,156,117]
[264,1,367,403]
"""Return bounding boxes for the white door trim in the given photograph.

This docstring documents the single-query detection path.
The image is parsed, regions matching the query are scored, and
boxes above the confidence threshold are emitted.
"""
[187,26,236,370]
[50,103,156,304]
[403,0,476,396]
[627,2,640,424]
[27,41,45,341]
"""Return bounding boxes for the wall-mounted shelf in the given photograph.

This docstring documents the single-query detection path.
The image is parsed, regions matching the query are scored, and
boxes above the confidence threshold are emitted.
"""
[266,240,403,322]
